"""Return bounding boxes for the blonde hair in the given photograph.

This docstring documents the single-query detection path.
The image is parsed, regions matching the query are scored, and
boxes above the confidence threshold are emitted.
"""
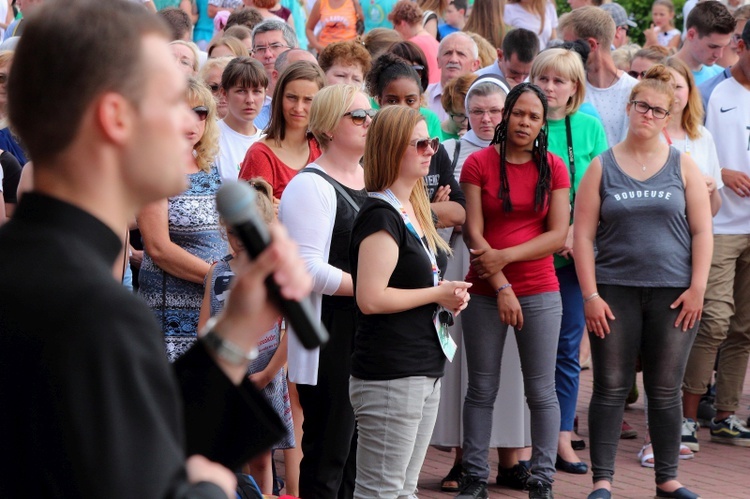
[207,36,247,58]
[364,106,451,254]
[187,78,219,172]
[463,0,505,49]
[0,50,13,69]
[530,48,586,115]
[465,31,496,67]
[665,57,703,140]
[246,177,275,223]
[169,40,200,73]
[199,55,234,83]
[631,63,675,112]
[557,6,615,47]
[309,84,361,150]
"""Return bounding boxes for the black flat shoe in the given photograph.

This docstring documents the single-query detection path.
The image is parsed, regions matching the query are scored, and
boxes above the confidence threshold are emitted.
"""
[555,454,589,474]
[572,439,586,450]
[655,486,701,499]
[587,489,611,499]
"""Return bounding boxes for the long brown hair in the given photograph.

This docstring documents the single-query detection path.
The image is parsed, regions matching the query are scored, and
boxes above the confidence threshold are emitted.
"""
[664,57,703,140]
[364,106,450,254]
[463,0,505,49]
[265,61,325,145]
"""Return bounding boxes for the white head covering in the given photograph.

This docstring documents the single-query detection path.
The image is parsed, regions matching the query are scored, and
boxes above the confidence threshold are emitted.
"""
[462,76,509,148]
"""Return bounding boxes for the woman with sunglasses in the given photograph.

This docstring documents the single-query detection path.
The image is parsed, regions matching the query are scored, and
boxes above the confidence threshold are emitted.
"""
[137,77,227,362]
[239,61,325,208]
[279,84,374,499]
[367,53,466,230]
[349,105,471,498]
[529,48,608,476]
[457,83,570,499]
[574,65,712,499]
[199,56,234,120]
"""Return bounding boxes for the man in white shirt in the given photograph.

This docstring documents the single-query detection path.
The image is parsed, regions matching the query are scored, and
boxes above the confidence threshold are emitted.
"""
[426,32,479,121]
[216,57,267,182]
[559,6,637,147]
[475,27,539,89]
[682,21,750,447]
[675,1,736,85]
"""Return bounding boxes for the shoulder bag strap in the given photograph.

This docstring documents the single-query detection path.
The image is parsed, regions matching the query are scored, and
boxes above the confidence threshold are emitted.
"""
[301,167,360,213]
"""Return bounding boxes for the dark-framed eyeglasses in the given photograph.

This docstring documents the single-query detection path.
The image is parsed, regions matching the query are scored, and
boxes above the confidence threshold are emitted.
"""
[192,106,209,121]
[410,137,439,154]
[449,112,468,125]
[619,24,630,34]
[252,43,290,55]
[469,108,504,118]
[208,83,221,94]
[627,70,647,79]
[343,108,377,126]
[630,100,669,119]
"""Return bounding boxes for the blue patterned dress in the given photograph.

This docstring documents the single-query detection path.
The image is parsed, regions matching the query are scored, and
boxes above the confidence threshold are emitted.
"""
[139,166,227,362]
[208,255,295,449]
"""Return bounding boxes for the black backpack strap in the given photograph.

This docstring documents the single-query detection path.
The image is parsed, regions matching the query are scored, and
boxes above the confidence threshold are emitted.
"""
[301,167,360,213]
[450,140,462,173]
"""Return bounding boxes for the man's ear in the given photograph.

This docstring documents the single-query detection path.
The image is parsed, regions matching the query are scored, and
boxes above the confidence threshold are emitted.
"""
[496,48,504,61]
[686,27,697,42]
[96,92,134,146]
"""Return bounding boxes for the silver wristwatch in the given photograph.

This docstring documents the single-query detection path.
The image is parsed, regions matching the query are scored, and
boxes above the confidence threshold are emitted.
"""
[200,317,258,366]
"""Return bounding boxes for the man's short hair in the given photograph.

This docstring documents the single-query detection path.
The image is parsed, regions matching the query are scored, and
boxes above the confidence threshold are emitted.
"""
[502,28,539,63]
[686,1,735,37]
[735,5,750,22]
[557,6,616,47]
[450,0,468,12]
[9,0,169,164]
[226,7,264,31]
[158,6,192,41]
[221,56,269,90]
[251,19,298,49]
[439,31,479,60]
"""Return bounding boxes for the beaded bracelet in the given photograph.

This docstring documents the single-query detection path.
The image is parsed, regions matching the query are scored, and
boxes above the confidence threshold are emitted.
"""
[495,283,512,296]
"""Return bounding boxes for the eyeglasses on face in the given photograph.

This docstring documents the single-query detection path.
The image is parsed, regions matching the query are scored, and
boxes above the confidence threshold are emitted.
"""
[252,43,290,55]
[410,137,440,154]
[627,70,647,79]
[192,106,209,121]
[343,108,377,126]
[449,112,468,124]
[208,83,221,94]
[469,108,504,118]
[630,100,669,119]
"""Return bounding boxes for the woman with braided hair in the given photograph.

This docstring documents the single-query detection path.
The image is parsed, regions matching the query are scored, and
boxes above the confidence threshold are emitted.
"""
[456,82,570,499]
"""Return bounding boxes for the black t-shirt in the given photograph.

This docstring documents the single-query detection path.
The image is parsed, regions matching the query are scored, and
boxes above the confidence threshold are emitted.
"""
[425,144,466,208]
[349,198,447,380]
[0,150,22,204]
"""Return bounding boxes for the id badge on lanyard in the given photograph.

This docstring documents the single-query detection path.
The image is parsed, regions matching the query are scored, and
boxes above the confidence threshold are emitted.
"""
[369,190,457,361]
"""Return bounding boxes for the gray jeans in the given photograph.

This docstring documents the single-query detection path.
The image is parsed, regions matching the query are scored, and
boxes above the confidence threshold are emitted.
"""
[589,285,697,485]
[461,292,562,485]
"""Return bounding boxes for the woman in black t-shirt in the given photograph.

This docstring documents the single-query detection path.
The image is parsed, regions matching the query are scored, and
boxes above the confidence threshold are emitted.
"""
[348,105,471,498]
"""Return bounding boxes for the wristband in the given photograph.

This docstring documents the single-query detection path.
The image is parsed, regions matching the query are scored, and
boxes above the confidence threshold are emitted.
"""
[200,317,258,366]
[583,292,600,303]
[495,283,512,296]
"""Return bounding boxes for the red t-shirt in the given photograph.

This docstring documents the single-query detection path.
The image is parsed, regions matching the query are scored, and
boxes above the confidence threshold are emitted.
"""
[238,138,322,199]
[460,146,570,298]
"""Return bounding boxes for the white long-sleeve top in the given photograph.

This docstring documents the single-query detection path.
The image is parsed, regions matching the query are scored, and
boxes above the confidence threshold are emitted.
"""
[278,163,343,385]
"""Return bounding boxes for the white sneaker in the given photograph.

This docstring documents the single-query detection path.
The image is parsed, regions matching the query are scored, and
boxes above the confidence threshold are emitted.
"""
[681,418,700,452]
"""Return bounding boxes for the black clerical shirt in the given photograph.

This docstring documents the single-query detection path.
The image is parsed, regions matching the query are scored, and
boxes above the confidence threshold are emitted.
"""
[0,193,283,498]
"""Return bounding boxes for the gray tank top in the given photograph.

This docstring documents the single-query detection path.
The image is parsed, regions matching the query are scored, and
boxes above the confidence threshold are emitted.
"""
[595,147,692,288]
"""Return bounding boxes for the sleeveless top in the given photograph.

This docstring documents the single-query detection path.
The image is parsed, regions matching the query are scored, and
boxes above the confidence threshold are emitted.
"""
[318,0,358,46]
[595,147,692,288]
[322,181,367,311]
[207,255,295,449]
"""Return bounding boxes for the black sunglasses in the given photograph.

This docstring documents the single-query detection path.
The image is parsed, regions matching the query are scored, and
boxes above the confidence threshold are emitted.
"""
[192,106,209,121]
[410,137,439,154]
[627,70,647,79]
[344,108,377,126]
[208,83,221,94]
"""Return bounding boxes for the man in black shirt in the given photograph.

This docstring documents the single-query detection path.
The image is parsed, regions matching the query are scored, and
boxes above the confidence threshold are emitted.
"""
[0,1,311,497]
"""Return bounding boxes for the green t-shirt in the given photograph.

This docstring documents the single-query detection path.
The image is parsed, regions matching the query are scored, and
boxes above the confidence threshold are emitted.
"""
[546,111,607,268]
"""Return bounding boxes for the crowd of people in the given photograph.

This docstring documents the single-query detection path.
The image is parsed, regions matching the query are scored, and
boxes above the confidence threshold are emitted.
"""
[1,0,750,499]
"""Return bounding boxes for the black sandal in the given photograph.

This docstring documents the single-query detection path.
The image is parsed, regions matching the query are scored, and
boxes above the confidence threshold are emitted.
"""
[440,463,466,492]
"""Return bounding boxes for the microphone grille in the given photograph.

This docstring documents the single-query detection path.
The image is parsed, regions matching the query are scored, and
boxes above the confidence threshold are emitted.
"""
[216,181,259,226]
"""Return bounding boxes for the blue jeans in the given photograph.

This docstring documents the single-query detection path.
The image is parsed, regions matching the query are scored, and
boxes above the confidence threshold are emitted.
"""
[350,376,440,499]
[461,292,562,485]
[589,285,697,485]
[556,264,585,431]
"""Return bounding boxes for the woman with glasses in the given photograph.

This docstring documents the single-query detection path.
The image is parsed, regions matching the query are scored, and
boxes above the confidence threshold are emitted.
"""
[349,105,471,498]
[529,48,608,476]
[574,65,712,499]
[239,61,325,207]
[199,56,233,120]
[280,83,373,499]
[137,77,227,362]
[457,83,570,499]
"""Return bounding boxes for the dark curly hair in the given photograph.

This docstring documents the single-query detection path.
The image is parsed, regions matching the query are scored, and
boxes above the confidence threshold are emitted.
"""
[491,82,551,213]
[366,52,422,100]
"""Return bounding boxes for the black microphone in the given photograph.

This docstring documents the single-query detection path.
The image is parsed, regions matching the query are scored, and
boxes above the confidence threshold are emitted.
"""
[216,181,329,350]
